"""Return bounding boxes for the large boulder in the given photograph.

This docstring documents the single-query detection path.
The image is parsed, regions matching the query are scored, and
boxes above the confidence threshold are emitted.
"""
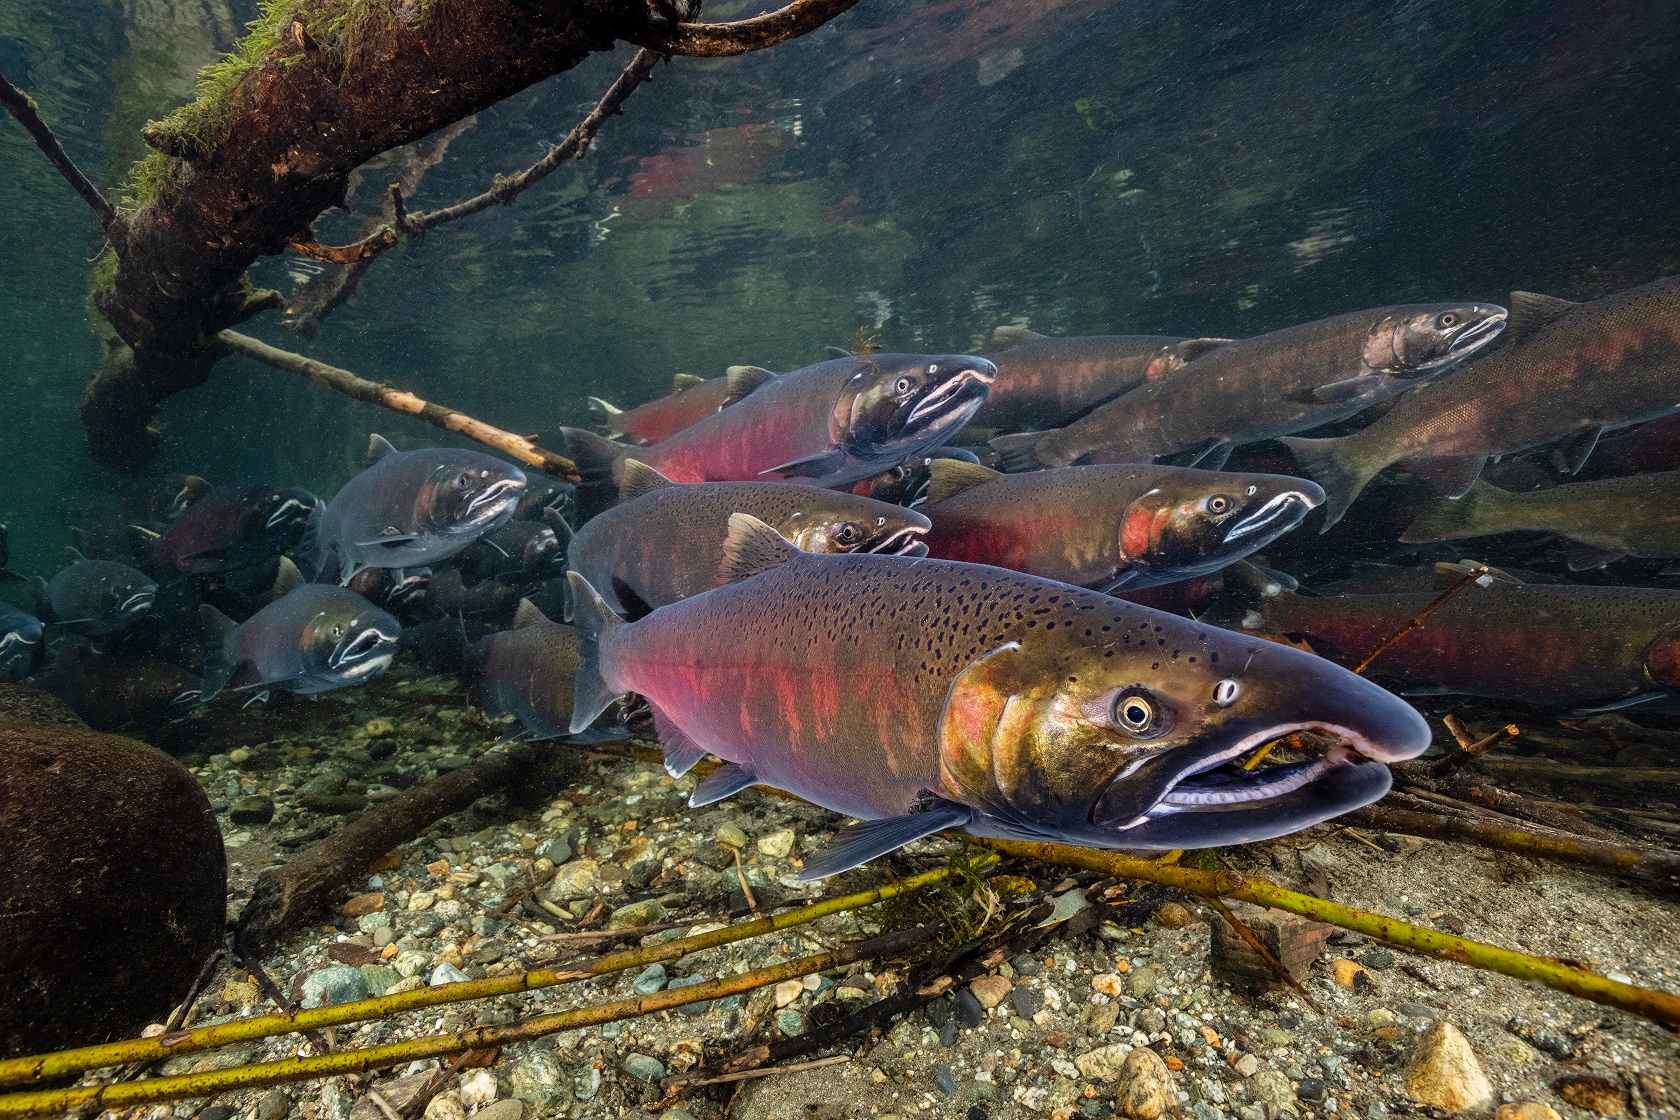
[0,685,226,1057]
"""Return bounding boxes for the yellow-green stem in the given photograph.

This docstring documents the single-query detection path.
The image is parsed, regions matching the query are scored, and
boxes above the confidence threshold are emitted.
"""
[0,859,987,1088]
[972,838,1680,1028]
[0,933,916,1117]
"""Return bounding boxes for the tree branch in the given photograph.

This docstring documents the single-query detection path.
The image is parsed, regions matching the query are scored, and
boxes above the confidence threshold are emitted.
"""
[636,0,862,58]
[217,331,580,482]
[0,70,118,236]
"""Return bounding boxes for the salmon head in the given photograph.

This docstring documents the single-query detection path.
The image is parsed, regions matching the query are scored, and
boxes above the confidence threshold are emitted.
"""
[1362,303,1508,377]
[938,612,1429,849]
[1113,469,1325,588]
[416,452,528,543]
[833,354,997,472]
[295,590,403,693]
[775,495,932,556]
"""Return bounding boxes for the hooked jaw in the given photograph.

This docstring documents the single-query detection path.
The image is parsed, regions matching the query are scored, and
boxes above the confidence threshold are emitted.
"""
[465,478,525,525]
[903,363,997,437]
[1220,486,1323,546]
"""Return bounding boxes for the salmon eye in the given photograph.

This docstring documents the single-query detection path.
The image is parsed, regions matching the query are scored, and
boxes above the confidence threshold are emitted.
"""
[894,377,913,394]
[835,523,862,546]
[1214,679,1240,706]
[1112,688,1167,738]
[1438,312,1457,328]
[456,471,470,487]
[1205,494,1233,515]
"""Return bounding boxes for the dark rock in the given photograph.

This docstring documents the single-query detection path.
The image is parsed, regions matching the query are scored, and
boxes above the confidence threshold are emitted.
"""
[229,795,275,825]
[937,1066,957,1096]
[1010,986,1043,1018]
[1011,953,1042,977]
[1508,1019,1575,1060]
[1296,1078,1328,1102]
[693,841,736,871]
[627,861,660,890]
[925,996,951,1029]
[256,1090,291,1120]
[1361,948,1396,971]
[1398,1003,1438,1019]
[939,1019,958,1048]
[953,987,984,1028]
[198,1106,237,1120]
[0,715,225,1056]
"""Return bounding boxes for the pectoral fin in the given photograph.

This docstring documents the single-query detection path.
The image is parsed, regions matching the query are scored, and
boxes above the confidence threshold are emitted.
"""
[797,799,973,881]
[1311,375,1385,404]
[1402,455,1486,498]
[355,533,420,549]
[1572,692,1665,714]
[1563,543,1625,572]
[1552,427,1602,475]
[689,762,759,807]
[649,703,710,778]
[761,449,846,480]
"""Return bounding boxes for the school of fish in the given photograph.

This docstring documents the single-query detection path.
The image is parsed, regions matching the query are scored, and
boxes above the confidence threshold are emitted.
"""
[6,272,1678,875]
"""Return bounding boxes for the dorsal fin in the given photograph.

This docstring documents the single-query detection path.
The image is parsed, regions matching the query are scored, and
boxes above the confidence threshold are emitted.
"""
[271,556,304,598]
[1169,337,1231,364]
[717,513,802,586]
[619,459,675,503]
[1504,292,1578,346]
[512,598,550,629]
[671,373,705,393]
[989,325,1046,350]
[541,506,573,546]
[366,434,399,466]
[586,397,623,437]
[823,346,853,359]
[65,547,88,565]
[722,365,777,408]
[924,458,1003,505]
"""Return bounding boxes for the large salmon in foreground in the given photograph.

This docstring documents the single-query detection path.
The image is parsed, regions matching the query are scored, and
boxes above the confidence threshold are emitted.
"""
[567,515,1430,879]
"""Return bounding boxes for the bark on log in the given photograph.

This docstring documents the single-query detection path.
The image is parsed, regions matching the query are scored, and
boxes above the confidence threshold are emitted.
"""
[78,0,859,467]
[234,742,540,955]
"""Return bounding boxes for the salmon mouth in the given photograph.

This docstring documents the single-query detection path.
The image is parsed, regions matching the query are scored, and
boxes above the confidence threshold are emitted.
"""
[866,524,931,556]
[1089,718,1414,847]
[465,478,525,521]
[1220,488,1322,545]
[905,365,996,429]
[118,589,156,616]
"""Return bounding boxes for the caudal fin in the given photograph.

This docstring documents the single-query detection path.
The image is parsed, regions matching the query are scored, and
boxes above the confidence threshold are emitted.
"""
[987,430,1054,473]
[565,571,626,735]
[558,427,630,488]
[197,604,238,700]
[1278,435,1379,531]
[586,397,624,437]
[1399,480,1503,544]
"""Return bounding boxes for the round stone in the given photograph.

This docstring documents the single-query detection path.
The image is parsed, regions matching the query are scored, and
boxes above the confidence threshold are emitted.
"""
[776,1008,806,1036]
[633,963,668,995]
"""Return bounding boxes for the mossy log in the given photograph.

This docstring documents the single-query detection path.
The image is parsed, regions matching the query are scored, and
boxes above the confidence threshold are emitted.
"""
[76,0,858,467]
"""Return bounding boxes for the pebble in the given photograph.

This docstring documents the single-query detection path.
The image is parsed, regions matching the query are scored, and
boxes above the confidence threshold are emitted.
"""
[1233,1053,1260,1077]
[359,965,400,997]
[667,974,710,1016]
[1553,1075,1629,1115]
[256,1090,291,1120]
[622,1054,666,1083]
[776,1008,805,1036]
[473,1103,522,1120]
[393,950,430,978]
[716,823,749,848]
[356,911,391,933]
[937,1066,957,1096]
[1497,1105,1562,1120]
[1074,1043,1134,1081]
[970,975,1012,1009]
[341,892,384,918]
[756,828,795,858]
[502,1051,572,1112]
[422,1095,465,1120]
[537,838,572,866]
[1154,901,1191,929]
[953,988,984,1027]
[1403,1021,1493,1112]
[775,979,803,1008]
[1249,1070,1296,1114]
[301,965,369,1009]
[458,1069,497,1108]
[1495,1038,1538,1065]
[1296,1078,1327,1102]
[1331,959,1371,988]
[610,898,668,928]
[1114,1046,1173,1120]
[1361,948,1396,970]
[1398,1002,1437,1018]
[938,1019,958,1048]
[1127,966,1158,999]
[1366,1008,1397,1029]
[1091,973,1124,997]
[1011,952,1042,976]
[429,963,470,986]
[632,963,667,995]
[229,795,275,825]
[546,860,601,901]
[1009,985,1042,1018]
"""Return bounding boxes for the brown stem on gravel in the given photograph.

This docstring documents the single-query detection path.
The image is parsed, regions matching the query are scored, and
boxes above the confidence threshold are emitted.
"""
[1416,780,1624,841]
[1478,756,1680,788]
[217,331,580,482]
[235,742,542,955]
[1347,805,1680,889]
[1352,564,1489,674]
[0,71,119,235]
[1432,722,1519,776]
[1206,897,1317,1008]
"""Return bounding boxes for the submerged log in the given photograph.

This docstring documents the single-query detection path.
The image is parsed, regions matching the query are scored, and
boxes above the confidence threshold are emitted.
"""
[70,0,858,467]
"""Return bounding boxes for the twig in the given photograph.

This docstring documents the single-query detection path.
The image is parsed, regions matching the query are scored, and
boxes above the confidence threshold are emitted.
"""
[0,929,932,1117]
[0,861,984,1087]
[1433,723,1519,776]
[364,1090,403,1120]
[631,0,862,57]
[677,1053,851,1088]
[1346,805,1680,889]
[1352,564,1489,674]
[733,845,761,916]
[1479,756,1680,787]
[970,837,1680,1029]
[294,48,664,268]
[1442,714,1476,751]
[1205,897,1318,1009]
[217,332,580,484]
[0,71,118,234]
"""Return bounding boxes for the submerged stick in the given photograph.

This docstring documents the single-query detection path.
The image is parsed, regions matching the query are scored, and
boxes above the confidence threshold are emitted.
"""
[1352,564,1489,674]
[217,332,579,483]
[970,837,1680,1028]
[0,928,929,1117]
[0,71,118,234]
[1347,805,1680,889]
[1,860,983,1087]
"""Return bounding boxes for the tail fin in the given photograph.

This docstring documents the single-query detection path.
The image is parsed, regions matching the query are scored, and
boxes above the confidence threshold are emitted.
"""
[31,577,52,620]
[1399,480,1502,544]
[197,604,238,700]
[559,427,629,488]
[586,397,624,437]
[988,430,1053,473]
[0,523,20,584]
[1278,435,1378,531]
[565,571,626,735]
